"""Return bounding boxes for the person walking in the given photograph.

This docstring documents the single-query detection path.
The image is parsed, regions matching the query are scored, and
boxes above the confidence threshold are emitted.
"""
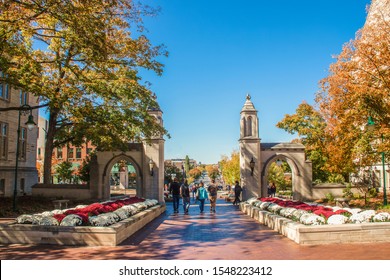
[233,180,242,205]
[208,179,218,213]
[169,177,181,213]
[181,180,191,214]
[270,182,277,197]
[267,182,272,197]
[196,182,208,213]
[192,183,198,201]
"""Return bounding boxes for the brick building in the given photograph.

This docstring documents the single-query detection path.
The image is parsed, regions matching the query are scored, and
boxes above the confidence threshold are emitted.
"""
[0,71,39,197]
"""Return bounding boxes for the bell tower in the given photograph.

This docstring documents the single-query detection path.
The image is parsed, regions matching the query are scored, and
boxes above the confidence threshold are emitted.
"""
[239,94,261,200]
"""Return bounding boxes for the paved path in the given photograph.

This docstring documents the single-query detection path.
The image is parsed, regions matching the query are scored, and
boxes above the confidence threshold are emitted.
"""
[1,198,390,260]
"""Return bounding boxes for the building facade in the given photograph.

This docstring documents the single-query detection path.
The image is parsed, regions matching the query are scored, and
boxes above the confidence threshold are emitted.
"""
[0,72,39,197]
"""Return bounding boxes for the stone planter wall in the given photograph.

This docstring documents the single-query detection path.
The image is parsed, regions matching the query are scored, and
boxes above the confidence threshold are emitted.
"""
[240,203,390,245]
[0,204,165,246]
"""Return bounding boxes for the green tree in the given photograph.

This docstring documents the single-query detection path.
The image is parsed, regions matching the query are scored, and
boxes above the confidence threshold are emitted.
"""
[184,155,190,177]
[56,161,73,183]
[0,0,168,184]
[276,102,330,182]
[220,151,240,185]
[164,162,184,183]
[77,157,91,184]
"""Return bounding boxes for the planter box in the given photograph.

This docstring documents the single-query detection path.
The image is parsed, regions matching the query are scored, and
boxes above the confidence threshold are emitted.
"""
[0,204,165,246]
[240,203,390,245]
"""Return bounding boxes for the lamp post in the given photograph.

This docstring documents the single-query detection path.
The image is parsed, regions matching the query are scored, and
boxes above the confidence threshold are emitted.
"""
[249,157,255,176]
[13,104,37,211]
[149,159,155,176]
[367,116,387,206]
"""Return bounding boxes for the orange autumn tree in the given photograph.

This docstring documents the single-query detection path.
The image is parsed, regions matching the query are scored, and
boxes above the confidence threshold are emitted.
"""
[317,9,390,175]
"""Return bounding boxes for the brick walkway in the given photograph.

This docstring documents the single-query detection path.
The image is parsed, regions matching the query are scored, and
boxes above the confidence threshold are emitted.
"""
[1,198,390,260]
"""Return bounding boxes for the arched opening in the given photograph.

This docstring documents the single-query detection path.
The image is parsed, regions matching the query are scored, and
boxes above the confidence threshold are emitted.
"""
[242,117,247,137]
[103,155,143,199]
[262,155,300,199]
[110,160,138,198]
[247,116,252,137]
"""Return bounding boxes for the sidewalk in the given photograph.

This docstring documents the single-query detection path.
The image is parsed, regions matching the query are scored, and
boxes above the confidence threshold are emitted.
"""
[1,198,390,260]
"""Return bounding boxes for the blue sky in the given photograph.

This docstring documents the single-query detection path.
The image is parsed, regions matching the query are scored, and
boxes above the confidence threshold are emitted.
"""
[139,0,371,164]
[141,0,371,164]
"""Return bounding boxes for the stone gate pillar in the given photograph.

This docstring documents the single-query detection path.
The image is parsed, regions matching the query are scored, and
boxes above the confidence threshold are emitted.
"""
[143,107,165,204]
[239,95,261,200]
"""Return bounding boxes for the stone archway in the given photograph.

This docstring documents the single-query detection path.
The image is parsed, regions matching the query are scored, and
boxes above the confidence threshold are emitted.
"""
[102,154,143,199]
[88,107,166,203]
[239,95,313,201]
[260,144,312,201]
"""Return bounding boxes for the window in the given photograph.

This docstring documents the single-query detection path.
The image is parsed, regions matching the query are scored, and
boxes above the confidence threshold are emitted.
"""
[57,147,63,159]
[76,147,82,159]
[0,71,10,101]
[19,90,28,105]
[247,116,253,137]
[68,147,74,159]
[20,178,25,194]
[19,128,27,160]
[0,179,5,196]
[0,122,8,160]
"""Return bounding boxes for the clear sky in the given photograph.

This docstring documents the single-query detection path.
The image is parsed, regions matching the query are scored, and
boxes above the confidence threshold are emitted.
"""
[140,0,371,164]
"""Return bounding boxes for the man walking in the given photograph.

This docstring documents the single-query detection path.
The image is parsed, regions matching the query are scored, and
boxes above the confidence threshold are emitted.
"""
[169,177,181,213]
[181,180,191,214]
[233,180,242,205]
[208,180,218,213]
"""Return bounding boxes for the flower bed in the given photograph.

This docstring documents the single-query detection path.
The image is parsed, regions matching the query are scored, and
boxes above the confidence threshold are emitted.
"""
[246,197,390,225]
[15,197,159,227]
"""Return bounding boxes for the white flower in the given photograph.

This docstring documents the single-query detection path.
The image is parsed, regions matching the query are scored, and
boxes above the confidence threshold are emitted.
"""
[259,202,272,210]
[114,208,129,220]
[267,203,283,214]
[75,205,88,209]
[372,212,390,222]
[300,214,325,225]
[32,214,44,225]
[291,209,309,220]
[327,214,348,225]
[41,211,54,217]
[344,208,362,215]
[51,209,65,215]
[39,216,59,226]
[247,197,258,205]
[349,210,375,223]
[60,214,83,226]
[279,207,297,218]
[89,213,119,227]
[16,214,33,224]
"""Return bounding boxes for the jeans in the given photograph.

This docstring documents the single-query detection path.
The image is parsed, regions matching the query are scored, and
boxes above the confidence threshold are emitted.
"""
[209,196,217,211]
[182,197,190,213]
[172,195,180,212]
[198,199,205,212]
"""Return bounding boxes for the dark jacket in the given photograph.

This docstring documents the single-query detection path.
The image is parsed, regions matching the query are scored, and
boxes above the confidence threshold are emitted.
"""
[234,184,242,196]
[170,181,181,196]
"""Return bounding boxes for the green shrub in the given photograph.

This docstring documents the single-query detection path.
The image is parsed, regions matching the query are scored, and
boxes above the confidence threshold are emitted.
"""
[343,184,354,199]
[368,187,378,198]
[325,192,335,202]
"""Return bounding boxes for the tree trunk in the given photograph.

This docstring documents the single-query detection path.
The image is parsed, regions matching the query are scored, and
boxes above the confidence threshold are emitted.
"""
[43,108,59,184]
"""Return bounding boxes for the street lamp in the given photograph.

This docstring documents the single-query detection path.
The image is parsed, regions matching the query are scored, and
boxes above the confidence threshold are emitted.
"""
[367,116,387,206]
[276,159,283,167]
[13,104,37,211]
[149,159,155,176]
